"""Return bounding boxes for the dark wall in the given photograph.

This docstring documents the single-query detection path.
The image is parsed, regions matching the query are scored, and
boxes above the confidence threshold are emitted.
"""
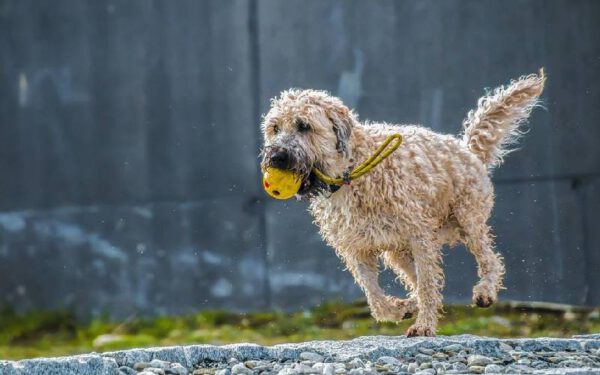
[0,0,598,318]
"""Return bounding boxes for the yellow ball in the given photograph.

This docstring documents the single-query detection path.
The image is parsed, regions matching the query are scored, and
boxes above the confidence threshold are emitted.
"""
[262,167,302,200]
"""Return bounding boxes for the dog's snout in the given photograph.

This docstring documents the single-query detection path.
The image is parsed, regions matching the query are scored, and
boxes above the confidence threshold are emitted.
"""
[270,150,291,169]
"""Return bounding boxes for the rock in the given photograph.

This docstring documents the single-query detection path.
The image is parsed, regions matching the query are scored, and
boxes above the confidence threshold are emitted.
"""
[119,366,137,375]
[294,363,317,374]
[136,362,152,370]
[517,358,531,365]
[168,363,188,375]
[451,362,467,371]
[407,362,418,373]
[347,358,364,369]
[376,356,402,366]
[194,369,217,375]
[559,359,585,368]
[414,370,435,375]
[244,361,260,369]
[531,360,548,369]
[323,363,335,375]
[506,364,533,373]
[216,370,231,375]
[300,352,325,363]
[467,355,493,367]
[484,364,503,374]
[418,348,435,356]
[419,362,432,369]
[231,363,253,375]
[431,362,445,371]
[468,366,485,374]
[149,360,172,370]
[443,345,464,353]
[415,354,432,363]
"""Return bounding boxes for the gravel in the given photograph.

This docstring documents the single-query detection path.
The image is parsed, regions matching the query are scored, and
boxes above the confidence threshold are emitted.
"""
[1,335,600,374]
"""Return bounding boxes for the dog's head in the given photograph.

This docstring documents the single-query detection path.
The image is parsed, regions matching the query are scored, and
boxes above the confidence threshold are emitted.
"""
[260,89,356,197]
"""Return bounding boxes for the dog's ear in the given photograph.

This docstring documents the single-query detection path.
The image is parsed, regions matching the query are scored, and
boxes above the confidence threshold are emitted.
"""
[328,108,353,158]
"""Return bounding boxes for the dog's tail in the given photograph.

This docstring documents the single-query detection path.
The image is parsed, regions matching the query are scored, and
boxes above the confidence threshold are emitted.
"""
[461,69,546,170]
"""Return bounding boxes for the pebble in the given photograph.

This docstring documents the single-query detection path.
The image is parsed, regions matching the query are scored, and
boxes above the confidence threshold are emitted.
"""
[414,370,435,375]
[119,366,137,375]
[300,352,325,363]
[231,363,253,375]
[443,345,464,353]
[467,355,493,367]
[506,364,533,373]
[451,362,467,371]
[407,362,418,373]
[323,363,335,375]
[377,356,402,366]
[168,362,188,375]
[194,369,217,375]
[216,370,231,375]
[415,354,432,363]
[347,358,364,369]
[419,362,432,369]
[149,360,172,370]
[484,364,504,374]
[418,348,436,355]
[560,359,585,368]
[468,365,485,374]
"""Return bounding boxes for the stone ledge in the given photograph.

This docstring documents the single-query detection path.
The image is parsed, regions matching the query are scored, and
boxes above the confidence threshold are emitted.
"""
[1,335,599,375]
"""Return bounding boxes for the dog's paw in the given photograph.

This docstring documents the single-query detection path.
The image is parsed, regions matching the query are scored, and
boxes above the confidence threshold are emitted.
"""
[474,294,495,308]
[472,283,497,308]
[406,324,436,337]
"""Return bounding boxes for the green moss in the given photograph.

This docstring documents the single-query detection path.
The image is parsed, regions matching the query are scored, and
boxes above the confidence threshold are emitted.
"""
[1,301,598,360]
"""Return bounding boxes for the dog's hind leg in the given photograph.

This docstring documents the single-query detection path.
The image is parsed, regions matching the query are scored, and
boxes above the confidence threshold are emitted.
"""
[454,202,505,308]
[382,251,419,318]
[405,237,444,337]
[342,252,415,322]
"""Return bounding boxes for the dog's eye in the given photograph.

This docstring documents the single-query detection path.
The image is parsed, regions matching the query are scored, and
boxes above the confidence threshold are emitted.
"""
[296,120,310,132]
[272,125,279,134]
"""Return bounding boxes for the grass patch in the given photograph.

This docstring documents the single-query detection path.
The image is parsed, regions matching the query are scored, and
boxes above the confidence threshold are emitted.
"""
[1,300,598,360]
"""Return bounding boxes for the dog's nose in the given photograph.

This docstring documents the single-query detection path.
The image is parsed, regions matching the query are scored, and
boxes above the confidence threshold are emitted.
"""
[270,150,290,169]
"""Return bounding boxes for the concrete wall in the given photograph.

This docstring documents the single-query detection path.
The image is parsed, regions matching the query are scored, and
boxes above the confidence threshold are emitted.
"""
[0,0,598,318]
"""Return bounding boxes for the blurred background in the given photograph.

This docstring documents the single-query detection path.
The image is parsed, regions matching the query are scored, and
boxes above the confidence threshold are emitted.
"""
[0,0,599,358]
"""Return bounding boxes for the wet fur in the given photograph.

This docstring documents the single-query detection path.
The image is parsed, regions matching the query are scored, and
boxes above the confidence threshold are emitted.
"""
[260,71,545,336]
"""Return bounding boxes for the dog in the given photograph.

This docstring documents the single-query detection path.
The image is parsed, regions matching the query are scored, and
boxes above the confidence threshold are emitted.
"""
[260,71,545,336]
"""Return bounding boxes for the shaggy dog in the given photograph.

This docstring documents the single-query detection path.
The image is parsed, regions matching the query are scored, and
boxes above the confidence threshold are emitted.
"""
[260,71,545,336]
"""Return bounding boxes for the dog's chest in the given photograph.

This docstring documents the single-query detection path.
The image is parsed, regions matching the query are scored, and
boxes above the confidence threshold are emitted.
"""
[308,187,410,251]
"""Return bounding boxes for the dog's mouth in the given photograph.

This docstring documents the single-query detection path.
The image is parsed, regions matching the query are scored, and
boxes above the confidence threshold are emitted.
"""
[296,168,332,198]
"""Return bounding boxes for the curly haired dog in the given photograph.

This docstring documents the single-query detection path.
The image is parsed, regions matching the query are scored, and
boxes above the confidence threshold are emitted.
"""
[260,71,545,336]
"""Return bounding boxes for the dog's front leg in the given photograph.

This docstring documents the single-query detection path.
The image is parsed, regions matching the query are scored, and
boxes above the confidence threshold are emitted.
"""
[343,253,414,322]
[406,238,444,337]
